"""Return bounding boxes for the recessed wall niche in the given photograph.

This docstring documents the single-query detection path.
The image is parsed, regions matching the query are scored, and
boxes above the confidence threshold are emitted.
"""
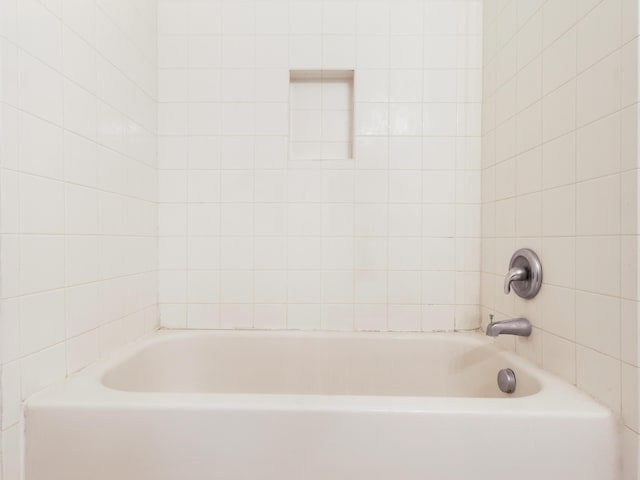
[289,70,354,161]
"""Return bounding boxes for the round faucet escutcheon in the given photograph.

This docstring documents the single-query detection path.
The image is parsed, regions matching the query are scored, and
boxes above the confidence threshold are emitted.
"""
[504,248,542,299]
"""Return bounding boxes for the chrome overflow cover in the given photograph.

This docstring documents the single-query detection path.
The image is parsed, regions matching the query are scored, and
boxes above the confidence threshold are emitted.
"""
[497,368,516,394]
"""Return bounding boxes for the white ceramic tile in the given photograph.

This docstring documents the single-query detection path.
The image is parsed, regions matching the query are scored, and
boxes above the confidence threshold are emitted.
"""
[517,57,542,111]
[353,204,386,238]
[390,1,423,35]
[576,0,621,73]
[187,271,220,303]
[421,304,455,331]
[219,271,252,303]
[390,35,423,69]
[576,345,621,413]
[387,304,421,331]
[423,137,455,170]
[576,291,621,357]
[355,69,389,102]
[18,0,62,68]
[19,236,65,294]
[3,423,22,480]
[576,113,621,181]
[542,80,576,142]
[253,304,286,330]
[322,237,354,270]
[384,237,418,271]
[356,0,390,35]
[188,1,221,35]
[221,1,255,35]
[543,28,577,95]
[354,304,387,331]
[621,0,639,43]
[542,331,576,384]
[386,270,420,305]
[622,426,640,480]
[575,236,621,297]
[622,300,640,366]
[187,237,218,270]
[253,204,285,236]
[516,9,542,68]
[422,171,455,204]
[494,118,516,164]
[190,103,222,135]
[387,204,420,237]
[576,51,621,127]
[421,271,455,304]
[290,35,322,69]
[320,271,353,304]
[622,363,640,432]
[320,204,352,237]
[19,290,65,356]
[64,80,97,140]
[21,343,66,398]
[515,147,542,196]
[19,175,64,234]
[160,304,187,328]
[159,35,189,68]
[542,185,575,236]
[158,0,188,35]
[321,304,354,331]
[354,171,388,203]
[622,40,640,110]
[188,304,220,329]
[220,136,253,169]
[289,237,323,270]
[423,103,457,136]
[254,271,287,304]
[541,134,574,190]
[323,36,356,69]
[65,236,99,286]
[287,304,321,330]
[220,236,253,269]
[188,35,222,68]
[494,77,516,126]
[576,175,620,236]
[66,329,100,374]
[541,285,576,340]
[19,51,64,125]
[542,0,577,48]
[2,360,21,428]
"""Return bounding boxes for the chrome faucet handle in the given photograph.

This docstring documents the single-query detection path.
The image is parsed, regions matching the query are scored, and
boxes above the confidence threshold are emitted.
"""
[504,266,528,295]
[503,248,543,299]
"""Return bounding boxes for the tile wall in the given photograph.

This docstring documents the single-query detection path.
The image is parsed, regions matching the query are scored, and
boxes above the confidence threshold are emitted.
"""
[0,0,158,477]
[157,0,483,332]
[481,0,640,477]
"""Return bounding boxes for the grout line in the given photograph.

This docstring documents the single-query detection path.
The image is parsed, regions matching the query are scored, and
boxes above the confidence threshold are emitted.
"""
[385,0,391,332]
[572,0,579,386]
[251,0,257,330]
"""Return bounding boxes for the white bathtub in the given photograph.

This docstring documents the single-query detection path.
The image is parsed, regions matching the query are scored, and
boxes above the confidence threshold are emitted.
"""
[25,330,619,480]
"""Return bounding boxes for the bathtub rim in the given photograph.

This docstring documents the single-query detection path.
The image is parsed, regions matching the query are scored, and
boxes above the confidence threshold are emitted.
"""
[26,329,614,419]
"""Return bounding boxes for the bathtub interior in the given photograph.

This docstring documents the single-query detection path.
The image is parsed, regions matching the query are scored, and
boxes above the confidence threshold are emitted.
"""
[100,332,541,398]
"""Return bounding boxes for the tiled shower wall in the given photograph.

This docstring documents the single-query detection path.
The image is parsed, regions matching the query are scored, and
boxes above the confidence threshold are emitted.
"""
[0,0,158,477]
[158,0,483,331]
[481,0,640,478]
